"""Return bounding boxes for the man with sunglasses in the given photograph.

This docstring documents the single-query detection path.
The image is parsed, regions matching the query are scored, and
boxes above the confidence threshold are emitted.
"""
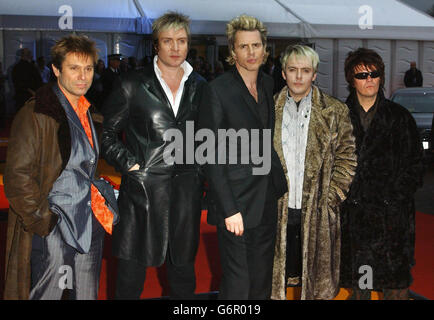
[340,48,424,300]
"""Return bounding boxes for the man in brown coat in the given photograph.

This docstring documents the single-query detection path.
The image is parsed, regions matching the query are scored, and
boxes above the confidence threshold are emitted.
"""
[3,35,118,300]
[271,45,357,300]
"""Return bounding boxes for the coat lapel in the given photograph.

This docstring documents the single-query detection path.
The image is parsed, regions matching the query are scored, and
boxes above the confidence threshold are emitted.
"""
[347,90,388,163]
[273,86,289,176]
[52,84,96,155]
[303,86,331,186]
[273,85,331,181]
[34,84,71,170]
[263,77,275,131]
[141,67,175,118]
[231,68,265,129]
[175,75,196,120]
[88,110,99,157]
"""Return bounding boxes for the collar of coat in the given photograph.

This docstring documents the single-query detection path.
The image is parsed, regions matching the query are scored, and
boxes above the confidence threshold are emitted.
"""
[344,89,391,153]
[273,85,341,177]
[33,82,69,123]
[345,88,385,114]
[274,85,327,114]
[139,63,205,118]
[32,83,71,169]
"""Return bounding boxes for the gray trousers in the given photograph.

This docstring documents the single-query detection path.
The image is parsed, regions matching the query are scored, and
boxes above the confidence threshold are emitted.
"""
[30,214,105,300]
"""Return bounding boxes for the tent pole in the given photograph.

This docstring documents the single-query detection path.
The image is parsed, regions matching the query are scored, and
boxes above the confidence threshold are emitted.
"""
[0,30,4,72]
[133,0,146,18]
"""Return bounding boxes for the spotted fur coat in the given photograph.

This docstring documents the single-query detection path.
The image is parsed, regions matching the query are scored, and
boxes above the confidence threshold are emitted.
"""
[271,86,357,300]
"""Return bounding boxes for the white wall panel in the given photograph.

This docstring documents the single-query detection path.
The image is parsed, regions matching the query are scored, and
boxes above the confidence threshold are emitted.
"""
[367,40,392,98]
[337,39,363,101]
[394,40,418,92]
[313,38,334,96]
[422,41,434,88]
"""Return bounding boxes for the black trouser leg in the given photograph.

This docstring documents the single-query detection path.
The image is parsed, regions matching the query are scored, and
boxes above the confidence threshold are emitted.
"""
[217,179,277,300]
[285,208,302,285]
[114,258,147,300]
[166,252,196,300]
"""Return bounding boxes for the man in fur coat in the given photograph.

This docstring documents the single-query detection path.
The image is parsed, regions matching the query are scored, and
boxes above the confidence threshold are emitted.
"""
[271,45,357,300]
[340,48,424,300]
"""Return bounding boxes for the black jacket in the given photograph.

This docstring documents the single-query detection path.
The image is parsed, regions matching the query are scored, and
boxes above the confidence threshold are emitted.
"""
[404,68,423,87]
[100,68,120,105]
[101,64,206,266]
[198,67,287,228]
[340,90,424,290]
[12,59,43,109]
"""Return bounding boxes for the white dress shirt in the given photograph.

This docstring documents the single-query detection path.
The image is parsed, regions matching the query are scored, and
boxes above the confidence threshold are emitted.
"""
[153,55,193,117]
[281,88,313,209]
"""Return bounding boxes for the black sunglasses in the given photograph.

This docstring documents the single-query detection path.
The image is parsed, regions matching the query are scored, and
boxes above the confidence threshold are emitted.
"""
[354,71,380,79]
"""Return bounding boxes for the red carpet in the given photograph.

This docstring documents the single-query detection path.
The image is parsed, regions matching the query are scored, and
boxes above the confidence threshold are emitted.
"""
[0,186,8,210]
[95,210,434,300]
[97,210,221,299]
[0,207,432,299]
[410,212,434,299]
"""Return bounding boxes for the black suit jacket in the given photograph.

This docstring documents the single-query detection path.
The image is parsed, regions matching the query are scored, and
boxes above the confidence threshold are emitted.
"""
[404,68,423,87]
[101,68,120,107]
[198,67,287,228]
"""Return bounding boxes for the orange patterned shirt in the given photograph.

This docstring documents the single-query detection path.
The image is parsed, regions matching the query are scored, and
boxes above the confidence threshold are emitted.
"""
[61,90,113,234]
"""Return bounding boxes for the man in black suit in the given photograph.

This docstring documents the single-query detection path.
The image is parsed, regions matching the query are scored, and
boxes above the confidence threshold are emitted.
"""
[11,48,43,111]
[198,15,287,300]
[404,61,423,87]
[100,54,122,105]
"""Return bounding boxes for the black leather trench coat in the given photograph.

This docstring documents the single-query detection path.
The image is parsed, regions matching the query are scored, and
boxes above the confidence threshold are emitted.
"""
[101,65,206,267]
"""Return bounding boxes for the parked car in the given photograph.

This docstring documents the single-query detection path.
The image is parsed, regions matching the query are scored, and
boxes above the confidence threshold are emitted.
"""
[390,87,434,161]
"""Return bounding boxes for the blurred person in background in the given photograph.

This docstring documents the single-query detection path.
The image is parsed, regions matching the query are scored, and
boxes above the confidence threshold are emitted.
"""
[404,61,423,87]
[11,48,43,111]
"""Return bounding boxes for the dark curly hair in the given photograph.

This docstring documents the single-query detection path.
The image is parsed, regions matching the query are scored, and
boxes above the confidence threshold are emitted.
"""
[344,47,385,92]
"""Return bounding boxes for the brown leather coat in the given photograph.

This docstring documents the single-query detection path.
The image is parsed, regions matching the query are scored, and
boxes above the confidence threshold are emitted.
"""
[3,84,71,299]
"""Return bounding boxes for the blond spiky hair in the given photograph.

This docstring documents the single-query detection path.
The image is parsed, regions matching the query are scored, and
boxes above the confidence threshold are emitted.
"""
[226,15,269,65]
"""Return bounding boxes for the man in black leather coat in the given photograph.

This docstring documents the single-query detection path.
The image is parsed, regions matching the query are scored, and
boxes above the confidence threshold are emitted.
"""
[101,12,206,299]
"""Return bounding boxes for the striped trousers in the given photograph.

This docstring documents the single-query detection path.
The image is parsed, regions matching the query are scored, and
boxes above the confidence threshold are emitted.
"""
[29,213,105,300]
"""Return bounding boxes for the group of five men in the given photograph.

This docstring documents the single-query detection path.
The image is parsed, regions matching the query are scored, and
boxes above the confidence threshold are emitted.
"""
[3,12,423,300]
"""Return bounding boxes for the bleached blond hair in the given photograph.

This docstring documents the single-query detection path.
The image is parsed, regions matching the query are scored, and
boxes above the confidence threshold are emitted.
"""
[280,44,319,73]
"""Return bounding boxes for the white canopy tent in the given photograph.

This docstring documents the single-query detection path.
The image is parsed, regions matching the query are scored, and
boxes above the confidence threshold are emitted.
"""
[0,0,433,102]
[1,0,433,39]
[140,0,434,40]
